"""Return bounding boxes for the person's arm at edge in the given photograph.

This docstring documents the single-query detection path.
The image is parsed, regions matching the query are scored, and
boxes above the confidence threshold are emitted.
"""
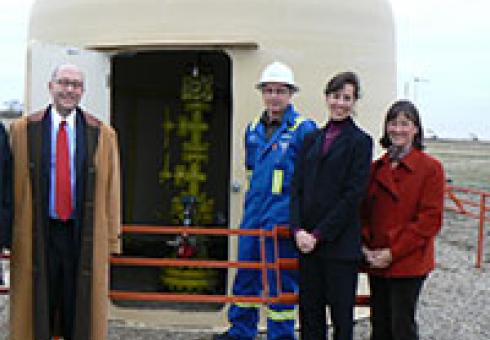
[0,123,12,251]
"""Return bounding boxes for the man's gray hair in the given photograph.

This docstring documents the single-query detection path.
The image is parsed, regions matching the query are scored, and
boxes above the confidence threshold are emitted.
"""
[50,63,85,82]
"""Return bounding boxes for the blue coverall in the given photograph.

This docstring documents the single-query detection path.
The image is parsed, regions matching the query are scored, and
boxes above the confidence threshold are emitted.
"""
[227,105,316,339]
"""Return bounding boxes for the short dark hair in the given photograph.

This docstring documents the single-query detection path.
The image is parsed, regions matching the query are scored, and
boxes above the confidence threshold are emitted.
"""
[324,71,361,100]
[380,100,425,150]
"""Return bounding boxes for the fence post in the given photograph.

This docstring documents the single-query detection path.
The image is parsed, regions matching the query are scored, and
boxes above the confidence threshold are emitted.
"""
[476,193,487,268]
[259,228,269,300]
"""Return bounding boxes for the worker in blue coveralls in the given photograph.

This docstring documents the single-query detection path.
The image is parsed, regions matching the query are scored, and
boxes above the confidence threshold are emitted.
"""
[214,62,316,340]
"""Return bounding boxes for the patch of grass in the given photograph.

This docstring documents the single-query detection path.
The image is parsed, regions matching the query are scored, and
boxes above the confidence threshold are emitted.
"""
[425,139,490,192]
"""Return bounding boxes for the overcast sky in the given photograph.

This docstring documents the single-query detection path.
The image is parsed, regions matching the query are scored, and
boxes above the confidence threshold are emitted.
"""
[1,0,489,140]
[392,0,490,140]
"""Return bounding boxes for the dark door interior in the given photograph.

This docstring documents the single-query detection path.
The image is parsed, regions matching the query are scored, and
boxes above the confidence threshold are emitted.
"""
[110,51,231,310]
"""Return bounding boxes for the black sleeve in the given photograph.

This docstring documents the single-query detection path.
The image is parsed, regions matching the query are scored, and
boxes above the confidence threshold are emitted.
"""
[0,123,13,249]
[316,132,373,242]
[290,131,317,231]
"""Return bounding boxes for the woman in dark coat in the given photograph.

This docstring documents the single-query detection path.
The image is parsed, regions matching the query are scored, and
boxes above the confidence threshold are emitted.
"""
[362,100,445,340]
[0,121,13,286]
[290,72,373,340]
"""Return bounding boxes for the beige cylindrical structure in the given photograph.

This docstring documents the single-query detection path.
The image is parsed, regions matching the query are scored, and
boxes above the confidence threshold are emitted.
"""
[28,0,396,329]
[29,0,395,135]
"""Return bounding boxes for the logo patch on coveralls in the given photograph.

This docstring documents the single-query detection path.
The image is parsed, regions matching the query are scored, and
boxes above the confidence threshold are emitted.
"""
[279,132,291,154]
[279,141,289,154]
[248,134,257,143]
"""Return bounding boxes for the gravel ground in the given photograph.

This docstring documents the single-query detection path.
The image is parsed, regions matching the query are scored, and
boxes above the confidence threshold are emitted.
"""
[1,211,489,339]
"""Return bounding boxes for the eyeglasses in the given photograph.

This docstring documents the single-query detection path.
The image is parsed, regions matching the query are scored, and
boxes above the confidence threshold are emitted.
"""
[261,87,290,96]
[55,78,84,89]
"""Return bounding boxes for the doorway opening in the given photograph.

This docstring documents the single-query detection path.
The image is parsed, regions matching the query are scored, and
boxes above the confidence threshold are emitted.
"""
[110,50,232,310]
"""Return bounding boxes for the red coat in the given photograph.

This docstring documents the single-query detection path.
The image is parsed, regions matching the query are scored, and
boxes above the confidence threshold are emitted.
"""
[362,148,445,277]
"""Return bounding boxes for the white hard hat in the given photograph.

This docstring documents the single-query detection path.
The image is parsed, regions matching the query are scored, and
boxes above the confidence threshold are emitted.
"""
[256,61,298,91]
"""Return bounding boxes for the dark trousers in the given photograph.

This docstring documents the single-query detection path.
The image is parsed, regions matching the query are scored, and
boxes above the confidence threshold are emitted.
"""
[48,219,78,340]
[299,251,359,340]
[368,275,426,340]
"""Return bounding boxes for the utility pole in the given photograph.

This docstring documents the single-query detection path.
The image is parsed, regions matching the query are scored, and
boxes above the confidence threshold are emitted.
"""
[413,76,429,105]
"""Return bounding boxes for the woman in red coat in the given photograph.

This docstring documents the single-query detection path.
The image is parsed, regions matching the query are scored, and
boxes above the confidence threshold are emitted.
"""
[362,100,445,340]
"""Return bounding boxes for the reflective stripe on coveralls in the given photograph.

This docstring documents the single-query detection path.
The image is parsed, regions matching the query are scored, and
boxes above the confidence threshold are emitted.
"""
[267,307,296,321]
[234,302,262,308]
[271,170,284,194]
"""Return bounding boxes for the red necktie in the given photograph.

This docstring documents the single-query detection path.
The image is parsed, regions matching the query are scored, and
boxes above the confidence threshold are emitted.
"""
[56,120,73,221]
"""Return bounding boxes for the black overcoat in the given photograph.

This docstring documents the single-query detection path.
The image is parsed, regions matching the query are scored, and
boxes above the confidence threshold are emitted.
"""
[290,117,373,260]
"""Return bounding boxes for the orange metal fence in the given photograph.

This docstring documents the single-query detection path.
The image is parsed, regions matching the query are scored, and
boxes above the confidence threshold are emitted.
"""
[111,225,368,305]
[445,184,490,268]
[112,225,294,305]
[1,184,489,306]
[0,226,368,304]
